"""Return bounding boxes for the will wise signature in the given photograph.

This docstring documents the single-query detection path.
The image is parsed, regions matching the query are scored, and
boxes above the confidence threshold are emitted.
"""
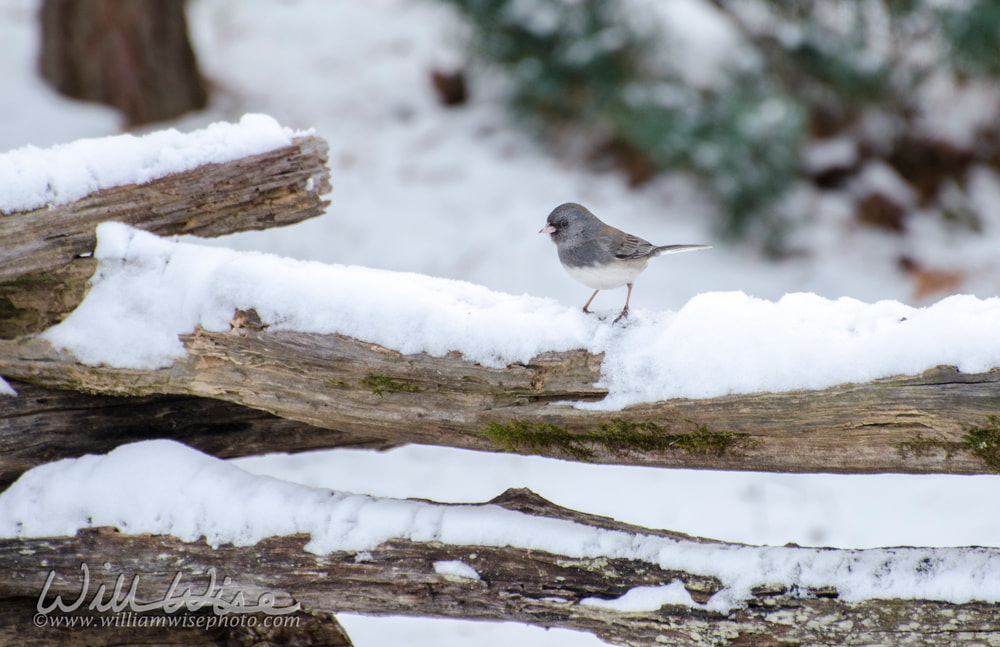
[36,563,300,616]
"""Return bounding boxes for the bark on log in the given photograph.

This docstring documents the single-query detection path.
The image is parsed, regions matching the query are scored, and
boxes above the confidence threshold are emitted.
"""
[1,489,996,647]
[2,326,999,479]
[0,135,331,338]
[0,380,397,493]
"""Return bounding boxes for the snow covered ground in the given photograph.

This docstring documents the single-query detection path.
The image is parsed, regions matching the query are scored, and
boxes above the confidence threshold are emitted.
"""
[3,0,1000,645]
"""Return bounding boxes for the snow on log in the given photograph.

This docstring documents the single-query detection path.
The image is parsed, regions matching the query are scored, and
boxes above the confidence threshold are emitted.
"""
[0,442,998,647]
[1,179,999,479]
[0,115,331,337]
[1,223,1000,478]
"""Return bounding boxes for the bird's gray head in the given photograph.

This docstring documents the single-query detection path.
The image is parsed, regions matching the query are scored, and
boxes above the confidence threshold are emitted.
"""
[539,202,603,246]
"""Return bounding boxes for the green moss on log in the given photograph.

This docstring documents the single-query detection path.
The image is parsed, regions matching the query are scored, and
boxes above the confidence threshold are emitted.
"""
[360,374,423,396]
[482,421,596,460]
[482,418,755,461]
[964,415,1000,472]
[897,415,1000,473]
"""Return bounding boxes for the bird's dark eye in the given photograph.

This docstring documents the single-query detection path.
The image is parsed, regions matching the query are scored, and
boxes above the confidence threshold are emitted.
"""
[558,218,568,228]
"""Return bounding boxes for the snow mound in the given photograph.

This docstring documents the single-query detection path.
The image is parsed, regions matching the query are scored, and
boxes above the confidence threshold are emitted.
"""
[0,114,300,214]
[40,223,1000,406]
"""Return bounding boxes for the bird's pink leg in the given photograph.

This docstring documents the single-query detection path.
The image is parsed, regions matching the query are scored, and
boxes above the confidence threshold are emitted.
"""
[613,283,633,323]
[582,289,600,314]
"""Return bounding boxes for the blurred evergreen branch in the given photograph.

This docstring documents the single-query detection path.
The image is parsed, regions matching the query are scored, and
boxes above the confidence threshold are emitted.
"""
[440,0,1000,248]
[939,0,1000,77]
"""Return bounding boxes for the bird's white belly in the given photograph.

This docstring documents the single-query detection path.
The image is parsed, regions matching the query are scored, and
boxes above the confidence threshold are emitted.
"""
[563,261,645,289]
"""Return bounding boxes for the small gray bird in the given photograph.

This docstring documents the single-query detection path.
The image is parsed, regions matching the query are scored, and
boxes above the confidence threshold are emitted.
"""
[540,202,710,322]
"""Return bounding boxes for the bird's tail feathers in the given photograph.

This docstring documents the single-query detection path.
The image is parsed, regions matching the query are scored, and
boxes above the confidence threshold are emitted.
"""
[652,244,711,256]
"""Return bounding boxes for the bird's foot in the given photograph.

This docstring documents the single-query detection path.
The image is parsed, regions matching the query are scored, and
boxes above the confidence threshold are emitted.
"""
[613,306,629,324]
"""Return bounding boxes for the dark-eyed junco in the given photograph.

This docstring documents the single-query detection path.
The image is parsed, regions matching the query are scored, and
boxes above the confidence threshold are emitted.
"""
[540,202,710,322]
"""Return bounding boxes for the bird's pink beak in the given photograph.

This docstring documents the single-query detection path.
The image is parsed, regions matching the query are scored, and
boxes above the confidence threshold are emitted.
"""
[539,224,556,234]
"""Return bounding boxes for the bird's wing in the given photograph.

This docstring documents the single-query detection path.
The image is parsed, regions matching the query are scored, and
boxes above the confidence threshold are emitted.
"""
[610,231,658,260]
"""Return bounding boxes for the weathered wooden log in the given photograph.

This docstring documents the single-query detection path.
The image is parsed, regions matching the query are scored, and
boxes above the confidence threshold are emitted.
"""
[1,489,996,647]
[2,326,999,478]
[0,380,397,493]
[0,135,331,338]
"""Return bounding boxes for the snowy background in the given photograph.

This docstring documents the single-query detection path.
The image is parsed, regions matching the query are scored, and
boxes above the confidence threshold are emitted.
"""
[3,0,1000,645]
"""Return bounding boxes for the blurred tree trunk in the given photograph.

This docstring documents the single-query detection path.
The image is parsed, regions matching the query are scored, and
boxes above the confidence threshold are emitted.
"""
[39,0,208,126]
